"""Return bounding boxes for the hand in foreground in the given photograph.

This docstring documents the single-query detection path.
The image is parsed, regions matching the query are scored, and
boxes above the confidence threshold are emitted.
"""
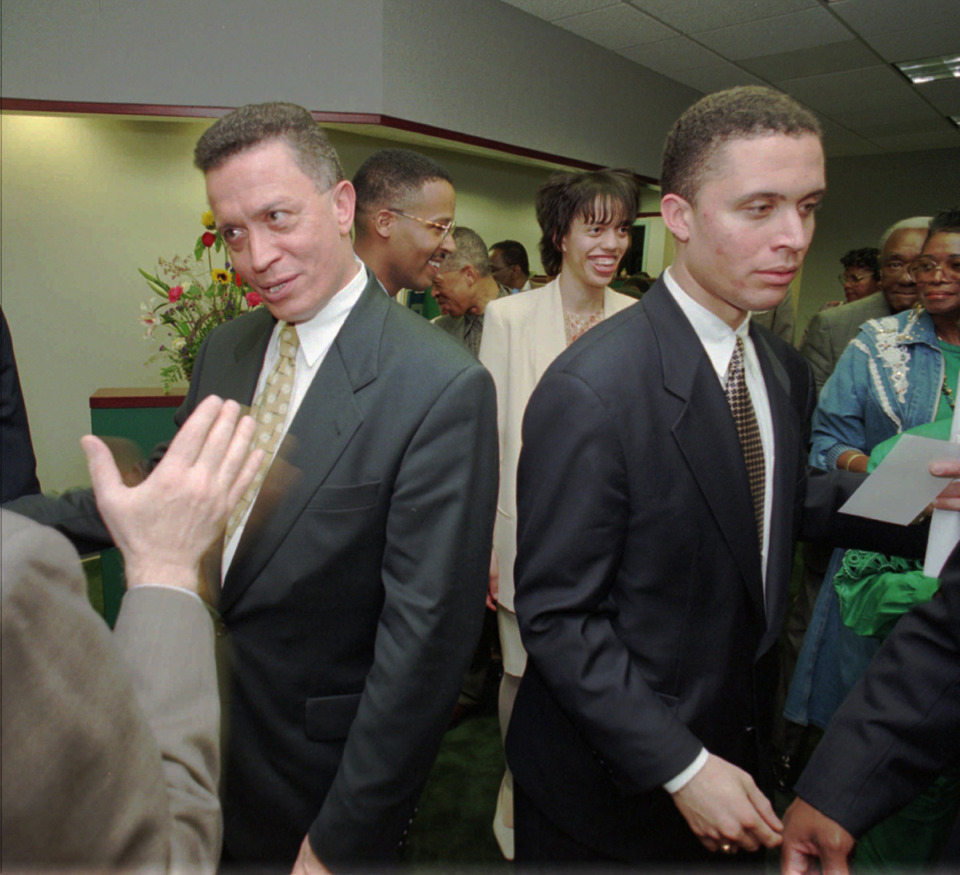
[82,395,262,591]
[486,548,499,611]
[931,459,960,511]
[781,797,854,875]
[671,753,783,853]
[291,834,332,875]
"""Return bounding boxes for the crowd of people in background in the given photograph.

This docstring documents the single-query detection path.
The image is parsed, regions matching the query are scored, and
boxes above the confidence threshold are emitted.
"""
[2,85,960,875]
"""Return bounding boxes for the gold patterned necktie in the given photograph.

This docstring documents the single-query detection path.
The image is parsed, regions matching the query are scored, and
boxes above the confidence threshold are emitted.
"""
[725,336,765,547]
[226,322,299,539]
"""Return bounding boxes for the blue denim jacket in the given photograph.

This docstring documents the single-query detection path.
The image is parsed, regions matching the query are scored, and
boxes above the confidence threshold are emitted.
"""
[810,307,944,470]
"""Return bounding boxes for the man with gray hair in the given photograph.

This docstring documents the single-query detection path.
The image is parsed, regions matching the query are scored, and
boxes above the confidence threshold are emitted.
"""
[432,226,511,357]
[800,217,930,392]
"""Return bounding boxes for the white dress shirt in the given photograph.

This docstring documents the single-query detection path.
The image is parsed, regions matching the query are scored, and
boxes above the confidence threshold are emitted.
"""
[222,260,366,577]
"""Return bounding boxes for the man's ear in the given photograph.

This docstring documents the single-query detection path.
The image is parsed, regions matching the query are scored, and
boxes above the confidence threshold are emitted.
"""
[462,265,479,286]
[332,180,356,235]
[661,193,693,243]
[372,208,395,240]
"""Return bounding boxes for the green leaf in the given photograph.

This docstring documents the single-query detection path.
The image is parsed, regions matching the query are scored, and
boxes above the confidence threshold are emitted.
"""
[194,238,205,261]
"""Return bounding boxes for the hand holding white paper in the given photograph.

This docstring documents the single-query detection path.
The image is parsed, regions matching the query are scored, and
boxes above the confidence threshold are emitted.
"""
[924,374,960,578]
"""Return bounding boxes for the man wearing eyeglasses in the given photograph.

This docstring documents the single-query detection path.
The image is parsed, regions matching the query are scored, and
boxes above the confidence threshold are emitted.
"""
[801,218,930,393]
[352,148,457,296]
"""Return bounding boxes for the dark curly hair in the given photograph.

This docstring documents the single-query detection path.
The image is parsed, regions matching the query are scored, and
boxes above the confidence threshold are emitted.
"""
[535,169,640,277]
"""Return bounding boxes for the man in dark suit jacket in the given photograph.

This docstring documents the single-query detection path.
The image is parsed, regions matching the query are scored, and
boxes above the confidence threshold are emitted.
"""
[1,308,41,501]
[504,86,926,866]
[781,538,960,874]
[183,103,498,871]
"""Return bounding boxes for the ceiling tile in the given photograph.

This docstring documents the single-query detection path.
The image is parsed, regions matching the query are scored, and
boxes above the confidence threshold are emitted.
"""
[740,40,879,81]
[668,62,766,93]
[867,25,960,62]
[497,0,620,21]
[866,130,960,152]
[916,80,960,116]
[555,4,676,50]
[827,0,960,35]
[779,66,912,113]
[624,0,818,32]
[695,8,851,59]
[617,37,723,73]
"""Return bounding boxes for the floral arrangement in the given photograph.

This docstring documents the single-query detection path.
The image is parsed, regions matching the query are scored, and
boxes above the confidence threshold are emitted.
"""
[139,211,262,390]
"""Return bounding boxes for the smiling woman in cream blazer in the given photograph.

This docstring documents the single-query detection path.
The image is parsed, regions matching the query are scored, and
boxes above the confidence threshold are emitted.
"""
[478,167,640,859]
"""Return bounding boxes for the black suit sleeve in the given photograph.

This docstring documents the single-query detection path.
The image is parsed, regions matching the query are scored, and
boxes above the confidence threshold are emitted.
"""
[1,309,41,502]
[793,541,960,837]
[309,362,499,866]
[514,369,704,792]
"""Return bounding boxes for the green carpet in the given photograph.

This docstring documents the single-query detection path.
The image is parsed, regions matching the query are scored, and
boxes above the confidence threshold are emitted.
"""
[405,713,508,868]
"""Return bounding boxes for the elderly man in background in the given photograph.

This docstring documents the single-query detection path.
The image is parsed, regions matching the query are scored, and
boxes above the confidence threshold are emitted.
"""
[352,148,457,297]
[432,226,511,357]
[489,239,532,294]
[801,218,929,392]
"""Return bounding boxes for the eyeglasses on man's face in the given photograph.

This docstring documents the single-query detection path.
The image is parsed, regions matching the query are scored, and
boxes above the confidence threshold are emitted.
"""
[838,272,874,285]
[387,209,455,241]
[908,256,960,282]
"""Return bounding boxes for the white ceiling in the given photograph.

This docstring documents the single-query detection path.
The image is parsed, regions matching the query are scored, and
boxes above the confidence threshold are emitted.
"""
[499,0,960,156]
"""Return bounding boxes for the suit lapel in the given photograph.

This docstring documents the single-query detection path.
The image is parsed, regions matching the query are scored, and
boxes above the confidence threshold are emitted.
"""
[644,283,766,618]
[220,273,384,611]
[530,281,568,378]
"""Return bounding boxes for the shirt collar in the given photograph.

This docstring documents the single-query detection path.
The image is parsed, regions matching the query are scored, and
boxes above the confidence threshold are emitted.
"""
[293,258,366,367]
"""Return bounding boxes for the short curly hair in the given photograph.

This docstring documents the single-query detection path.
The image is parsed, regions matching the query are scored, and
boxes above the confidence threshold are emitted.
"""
[535,169,640,277]
[352,149,453,228]
[661,86,822,204]
[193,102,344,191]
[840,247,880,280]
[929,208,960,236]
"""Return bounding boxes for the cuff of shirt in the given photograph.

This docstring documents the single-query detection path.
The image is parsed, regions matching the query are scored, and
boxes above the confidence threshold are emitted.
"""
[132,583,204,604]
[663,747,708,793]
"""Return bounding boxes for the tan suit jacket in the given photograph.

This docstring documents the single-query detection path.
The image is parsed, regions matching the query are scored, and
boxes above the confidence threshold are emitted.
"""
[478,279,636,613]
[0,509,220,871]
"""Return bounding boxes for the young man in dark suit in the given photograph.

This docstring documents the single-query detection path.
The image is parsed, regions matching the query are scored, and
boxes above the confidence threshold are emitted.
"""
[505,86,924,866]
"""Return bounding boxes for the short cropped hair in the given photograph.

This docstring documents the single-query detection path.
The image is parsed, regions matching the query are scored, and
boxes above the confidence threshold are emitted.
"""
[840,247,880,280]
[193,102,344,191]
[353,149,453,225]
[535,169,640,277]
[929,208,960,236]
[441,227,491,276]
[490,240,530,276]
[661,86,822,204]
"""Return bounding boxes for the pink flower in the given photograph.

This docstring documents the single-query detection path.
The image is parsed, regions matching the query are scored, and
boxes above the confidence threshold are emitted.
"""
[168,285,184,303]
[245,291,262,307]
[201,232,216,247]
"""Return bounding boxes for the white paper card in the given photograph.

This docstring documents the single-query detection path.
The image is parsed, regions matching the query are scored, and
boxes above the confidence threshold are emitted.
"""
[838,435,960,525]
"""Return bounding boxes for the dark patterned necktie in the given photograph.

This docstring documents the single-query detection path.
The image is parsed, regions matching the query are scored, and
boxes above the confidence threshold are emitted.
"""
[725,336,765,547]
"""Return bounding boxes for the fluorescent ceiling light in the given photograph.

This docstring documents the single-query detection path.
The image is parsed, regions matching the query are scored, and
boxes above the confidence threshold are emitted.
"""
[894,55,960,84]
[950,116,960,130]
